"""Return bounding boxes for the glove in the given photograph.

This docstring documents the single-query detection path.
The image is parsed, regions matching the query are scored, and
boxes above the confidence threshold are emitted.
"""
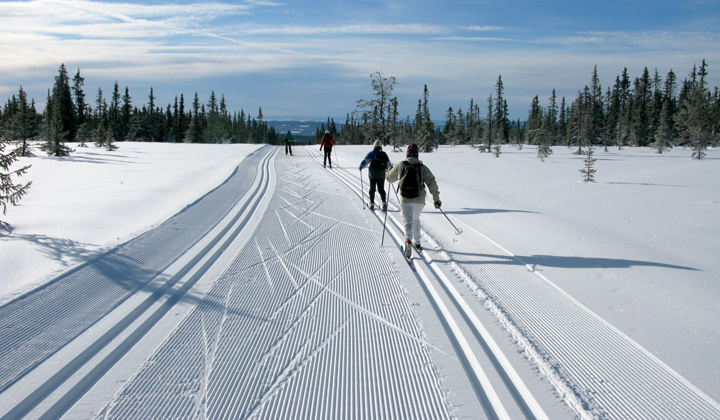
[434,200,442,209]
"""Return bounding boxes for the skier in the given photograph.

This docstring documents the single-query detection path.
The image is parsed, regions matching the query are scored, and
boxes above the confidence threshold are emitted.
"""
[319,130,335,168]
[386,143,441,259]
[283,130,294,156]
[359,139,392,211]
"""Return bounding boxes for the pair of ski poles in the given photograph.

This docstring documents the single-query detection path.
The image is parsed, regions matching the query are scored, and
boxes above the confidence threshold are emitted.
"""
[363,177,461,247]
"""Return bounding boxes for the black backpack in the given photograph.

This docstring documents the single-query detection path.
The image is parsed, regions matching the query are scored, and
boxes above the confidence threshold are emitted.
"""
[369,151,389,170]
[398,162,423,199]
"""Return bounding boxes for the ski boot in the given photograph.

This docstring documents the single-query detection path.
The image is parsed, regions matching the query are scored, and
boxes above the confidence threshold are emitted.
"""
[381,202,387,212]
[404,240,412,259]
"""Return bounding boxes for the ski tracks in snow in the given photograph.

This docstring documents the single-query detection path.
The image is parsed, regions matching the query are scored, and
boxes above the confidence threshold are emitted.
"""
[312,147,720,420]
[83,148,455,419]
[2,144,718,420]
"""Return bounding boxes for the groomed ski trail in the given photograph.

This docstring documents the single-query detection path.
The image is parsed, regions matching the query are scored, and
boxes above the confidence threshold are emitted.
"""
[89,147,460,420]
[324,146,720,420]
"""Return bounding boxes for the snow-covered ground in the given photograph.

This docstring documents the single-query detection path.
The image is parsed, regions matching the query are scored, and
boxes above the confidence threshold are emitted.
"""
[1,142,263,304]
[1,142,719,419]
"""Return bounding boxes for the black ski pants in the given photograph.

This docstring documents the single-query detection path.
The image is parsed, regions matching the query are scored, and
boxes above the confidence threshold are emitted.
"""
[369,177,387,204]
[323,147,332,167]
[285,142,293,155]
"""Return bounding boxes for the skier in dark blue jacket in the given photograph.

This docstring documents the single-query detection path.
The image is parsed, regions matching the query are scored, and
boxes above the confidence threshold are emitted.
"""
[359,140,392,211]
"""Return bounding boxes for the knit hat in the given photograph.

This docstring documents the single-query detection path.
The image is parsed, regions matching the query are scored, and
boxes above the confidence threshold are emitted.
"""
[372,139,380,148]
[406,143,419,158]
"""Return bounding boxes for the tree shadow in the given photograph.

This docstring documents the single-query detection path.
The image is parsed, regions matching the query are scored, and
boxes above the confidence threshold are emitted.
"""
[57,153,137,165]
[445,250,699,272]
[10,233,103,266]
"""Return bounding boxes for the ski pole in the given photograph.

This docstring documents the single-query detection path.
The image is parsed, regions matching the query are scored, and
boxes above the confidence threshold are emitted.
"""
[381,178,390,246]
[360,169,365,209]
[438,207,463,235]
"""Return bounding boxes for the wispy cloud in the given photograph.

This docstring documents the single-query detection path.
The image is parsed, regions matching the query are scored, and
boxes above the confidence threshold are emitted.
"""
[232,23,445,36]
[536,31,720,52]
[435,36,516,42]
[461,25,507,31]
[1,0,718,120]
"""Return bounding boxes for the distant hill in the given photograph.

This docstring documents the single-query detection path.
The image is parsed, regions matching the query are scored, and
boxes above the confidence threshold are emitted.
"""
[266,120,327,143]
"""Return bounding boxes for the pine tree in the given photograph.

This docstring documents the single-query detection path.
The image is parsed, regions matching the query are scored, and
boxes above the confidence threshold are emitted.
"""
[41,64,75,156]
[72,69,86,132]
[579,147,597,182]
[676,60,712,159]
[120,86,132,141]
[482,94,493,152]
[6,86,38,157]
[0,136,32,227]
[418,85,436,152]
[653,99,673,153]
[93,87,107,147]
[493,75,509,148]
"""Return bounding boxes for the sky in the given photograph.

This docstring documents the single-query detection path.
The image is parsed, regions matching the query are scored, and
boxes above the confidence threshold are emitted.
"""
[1,0,719,122]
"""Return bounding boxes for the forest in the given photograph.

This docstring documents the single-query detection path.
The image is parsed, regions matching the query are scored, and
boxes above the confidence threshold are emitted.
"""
[0,64,282,158]
[336,63,720,160]
[2,61,720,161]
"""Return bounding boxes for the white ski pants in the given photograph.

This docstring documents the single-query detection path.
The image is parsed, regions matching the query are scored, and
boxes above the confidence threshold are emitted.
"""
[400,202,424,244]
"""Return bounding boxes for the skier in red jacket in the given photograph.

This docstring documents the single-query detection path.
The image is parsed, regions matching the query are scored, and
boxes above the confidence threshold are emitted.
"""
[319,130,335,168]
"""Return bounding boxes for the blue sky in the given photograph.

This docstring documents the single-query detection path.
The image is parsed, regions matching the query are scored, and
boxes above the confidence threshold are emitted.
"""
[1,0,719,121]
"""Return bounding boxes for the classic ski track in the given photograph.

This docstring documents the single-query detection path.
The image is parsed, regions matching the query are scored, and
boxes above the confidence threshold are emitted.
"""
[92,146,455,420]
[423,216,720,419]
[0,146,271,395]
[310,148,541,420]
[0,146,276,420]
[315,147,720,419]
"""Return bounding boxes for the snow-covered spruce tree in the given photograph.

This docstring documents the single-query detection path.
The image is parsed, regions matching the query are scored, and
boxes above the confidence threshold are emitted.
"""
[481,94,493,153]
[652,99,674,153]
[492,75,509,156]
[0,137,32,227]
[41,64,75,156]
[676,60,712,159]
[5,86,39,157]
[417,84,436,152]
[579,147,597,182]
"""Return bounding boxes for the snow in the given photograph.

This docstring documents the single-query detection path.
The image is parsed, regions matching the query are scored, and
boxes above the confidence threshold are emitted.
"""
[1,142,719,419]
[1,142,262,304]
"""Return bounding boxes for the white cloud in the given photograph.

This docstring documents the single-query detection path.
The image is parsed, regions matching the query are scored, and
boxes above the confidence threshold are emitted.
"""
[462,25,506,31]
[1,0,719,120]
[231,23,445,36]
[536,31,720,52]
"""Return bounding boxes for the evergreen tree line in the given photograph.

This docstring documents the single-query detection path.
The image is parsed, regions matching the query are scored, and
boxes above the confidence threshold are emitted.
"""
[0,64,282,157]
[340,62,720,159]
[523,60,720,160]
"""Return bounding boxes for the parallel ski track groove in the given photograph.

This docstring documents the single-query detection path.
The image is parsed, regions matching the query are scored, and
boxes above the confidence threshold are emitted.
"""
[0,146,271,396]
[99,147,452,420]
[419,209,720,419]
[25,147,277,420]
[309,150,528,420]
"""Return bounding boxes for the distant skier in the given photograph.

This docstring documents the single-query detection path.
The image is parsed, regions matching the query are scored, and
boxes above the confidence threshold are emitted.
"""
[320,130,335,168]
[283,130,294,156]
[386,143,441,258]
[359,139,392,211]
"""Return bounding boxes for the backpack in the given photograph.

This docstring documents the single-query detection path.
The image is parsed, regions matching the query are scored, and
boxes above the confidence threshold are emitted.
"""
[398,162,423,199]
[369,151,389,170]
